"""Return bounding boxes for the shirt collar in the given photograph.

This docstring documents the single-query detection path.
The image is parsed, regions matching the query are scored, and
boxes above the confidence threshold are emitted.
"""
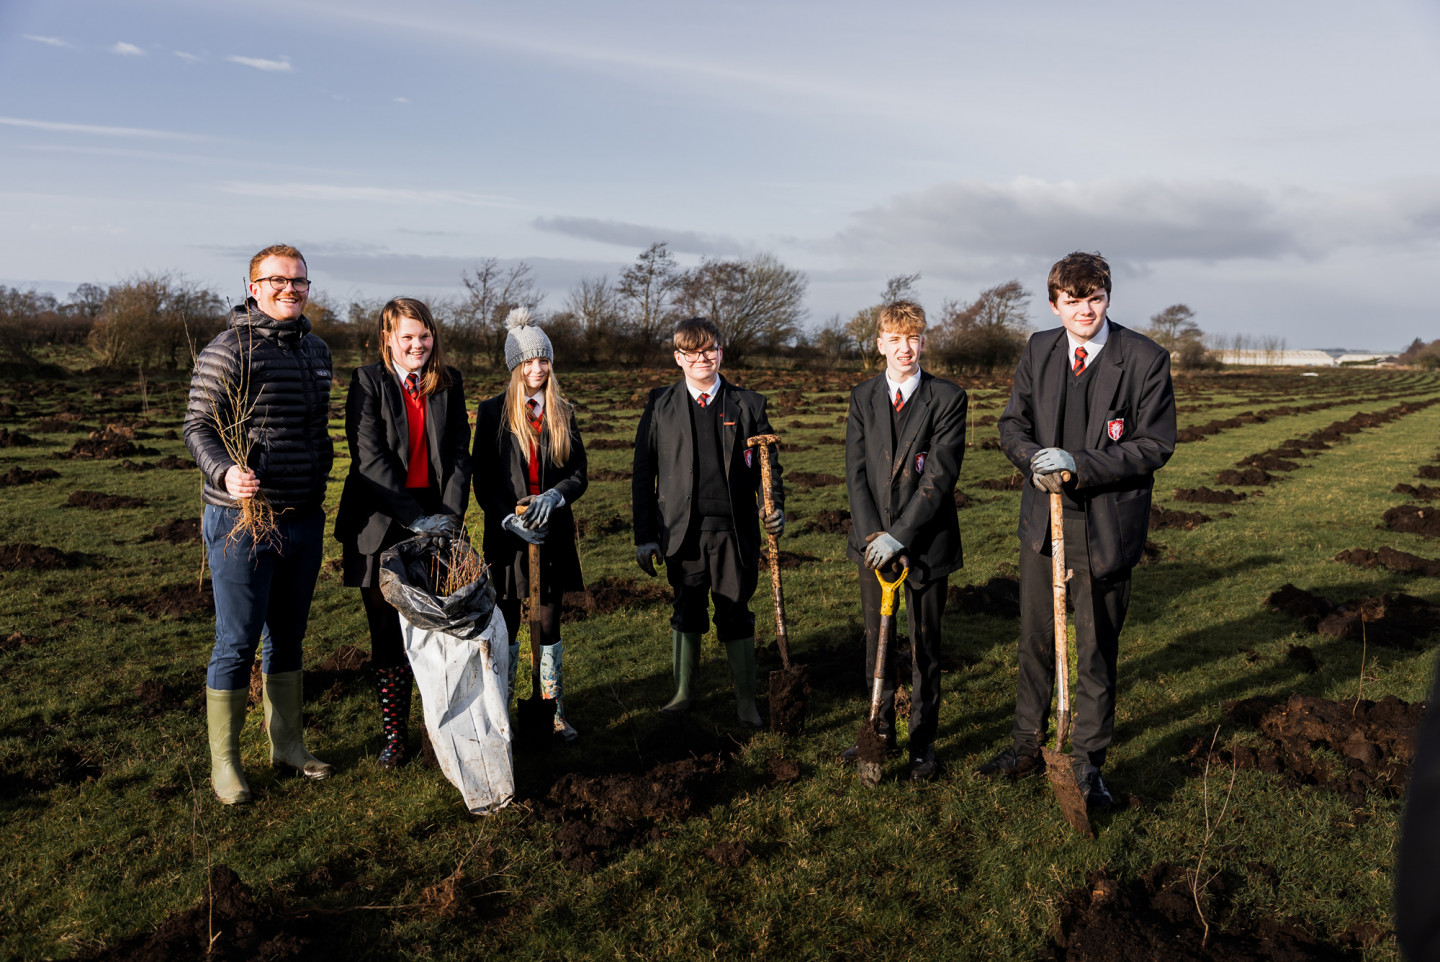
[685,376,721,403]
[885,369,922,405]
[1066,319,1110,365]
[525,391,545,416]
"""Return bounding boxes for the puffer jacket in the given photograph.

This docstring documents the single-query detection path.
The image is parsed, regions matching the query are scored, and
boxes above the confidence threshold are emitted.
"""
[184,301,334,512]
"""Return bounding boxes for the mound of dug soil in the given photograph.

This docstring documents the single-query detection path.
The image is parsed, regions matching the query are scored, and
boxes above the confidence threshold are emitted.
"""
[148,518,202,544]
[1384,505,1440,538]
[0,427,37,447]
[154,455,195,470]
[1215,468,1274,487]
[786,471,844,489]
[59,437,157,460]
[1267,584,1440,646]
[0,542,103,572]
[587,438,631,450]
[1419,464,1440,480]
[0,466,60,487]
[976,473,1025,491]
[1173,487,1246,504]
[127,582,215,619]
[134,679,197,717]
[947,576,1020,618]
[1150,506,1209,530]
[1393,482,1440,501]
[574,513,629,538]
[563,576,671,619]
[589,468,631,482]
[803,508,852,534]
[1334,547,1440,578]
[758,549,817,570]
[74,864,330,962]
[64,490,148,510]
[1048,862,1366,961]
[1209,693,1425,803]
[1234,454,1299,472]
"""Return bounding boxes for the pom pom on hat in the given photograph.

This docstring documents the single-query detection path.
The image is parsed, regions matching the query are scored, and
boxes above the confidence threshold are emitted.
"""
[504,307,553,370]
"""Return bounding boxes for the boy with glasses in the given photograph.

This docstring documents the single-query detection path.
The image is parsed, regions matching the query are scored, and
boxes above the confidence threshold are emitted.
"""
[632,317,785,727]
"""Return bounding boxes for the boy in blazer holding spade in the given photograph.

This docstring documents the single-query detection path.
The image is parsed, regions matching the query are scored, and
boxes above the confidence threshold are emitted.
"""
[980,251,1176,810]
[633,317,785,727]
[841,300,968,781]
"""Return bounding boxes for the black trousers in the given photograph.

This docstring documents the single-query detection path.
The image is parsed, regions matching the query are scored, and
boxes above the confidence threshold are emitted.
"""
[498,598,562,649]
[1014,514,1130,769]
[666,528,758,642]
[858,563,948,754]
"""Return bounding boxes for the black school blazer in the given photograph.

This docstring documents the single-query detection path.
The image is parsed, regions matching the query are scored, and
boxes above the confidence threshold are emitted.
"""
[333,362,472,555]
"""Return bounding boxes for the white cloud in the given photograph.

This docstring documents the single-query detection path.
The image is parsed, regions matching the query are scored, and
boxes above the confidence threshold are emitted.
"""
[111,42,145,56]
[225,55,293,72]
[392,97,410,104]
[24,35,72,49]
[218,181,517,208]
[533,216,745,257]
[0,116,212,142]
[173,51,201,63]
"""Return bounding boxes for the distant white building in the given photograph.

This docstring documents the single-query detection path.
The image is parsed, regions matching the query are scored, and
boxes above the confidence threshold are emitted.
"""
[1334,353,1397,366]
[1216,349,1338,367]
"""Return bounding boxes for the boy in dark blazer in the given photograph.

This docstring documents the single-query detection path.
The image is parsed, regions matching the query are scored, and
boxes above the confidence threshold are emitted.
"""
[980,251,1176,809]
[632,317,785,727]
[841,300,968,781]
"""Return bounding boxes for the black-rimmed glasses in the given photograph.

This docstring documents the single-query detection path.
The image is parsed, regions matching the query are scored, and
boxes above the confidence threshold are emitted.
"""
[252,276,311,292]
[676,347,719,362]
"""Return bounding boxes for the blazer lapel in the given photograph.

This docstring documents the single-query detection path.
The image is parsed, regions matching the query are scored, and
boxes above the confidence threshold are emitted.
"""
[658,382,692,486]
[424,380,447,476]
[869,377,893,477]
[1039,333,1068,446]
[1085,331,1125,446]
[382,373,409,469]
[890,374,931,483]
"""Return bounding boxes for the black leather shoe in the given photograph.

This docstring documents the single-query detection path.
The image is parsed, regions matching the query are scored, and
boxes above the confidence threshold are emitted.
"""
[909,747,938,782]
[837,736,900,763]
[1078,769,1114,810]
[974,746,1044,779]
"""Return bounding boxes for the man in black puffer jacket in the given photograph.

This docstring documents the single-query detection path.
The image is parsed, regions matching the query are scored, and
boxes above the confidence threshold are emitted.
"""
[184,243,335,805]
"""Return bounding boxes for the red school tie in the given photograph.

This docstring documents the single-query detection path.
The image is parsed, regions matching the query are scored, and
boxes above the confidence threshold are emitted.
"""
[405,373,420,399]
[697,392,709,408]
[1073,346,1088,375]
[893,388,904,412]
[526,398,542,431]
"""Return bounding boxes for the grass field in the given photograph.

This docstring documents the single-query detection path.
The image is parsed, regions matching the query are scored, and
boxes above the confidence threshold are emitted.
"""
[2,362,1439,960]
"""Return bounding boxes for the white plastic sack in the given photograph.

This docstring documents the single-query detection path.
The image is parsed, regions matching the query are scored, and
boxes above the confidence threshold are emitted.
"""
[401,606,514,814]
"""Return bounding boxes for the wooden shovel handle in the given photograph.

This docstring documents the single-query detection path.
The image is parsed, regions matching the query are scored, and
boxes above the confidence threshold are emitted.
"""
[1049,471,1071,751]
[517,499,542,686]
[748,434,791,670]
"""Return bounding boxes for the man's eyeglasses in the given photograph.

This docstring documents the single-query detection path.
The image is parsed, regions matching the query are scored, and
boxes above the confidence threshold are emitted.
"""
[676,347,719,362]
[252,276,311,292]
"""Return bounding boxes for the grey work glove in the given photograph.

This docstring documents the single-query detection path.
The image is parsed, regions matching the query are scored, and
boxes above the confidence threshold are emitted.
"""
[1031,471,1065,494]
[864,532,903,570]
[636,542,662,577]
[503,512,545,545]
[1030,447,1076,477]
[763,508,785,538]
[409,514,460,539]
[525,489,564,529]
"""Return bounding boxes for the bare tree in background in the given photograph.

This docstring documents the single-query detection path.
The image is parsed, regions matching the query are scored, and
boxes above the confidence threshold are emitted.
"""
[845,273,922,371]
[452,258,544,367]
[675,253,807,363]
[617,242,680,364]
[932,279,1031,372]
[1146,304,1199,352]
[564,274,627,364]
[90,272,224,369]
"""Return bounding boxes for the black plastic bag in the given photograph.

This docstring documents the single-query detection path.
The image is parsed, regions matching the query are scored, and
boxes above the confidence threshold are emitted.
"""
[379,534,496,640]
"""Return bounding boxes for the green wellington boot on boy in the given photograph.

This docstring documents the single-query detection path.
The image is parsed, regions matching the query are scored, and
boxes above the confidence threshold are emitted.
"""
[206,687,252,805]
[660,629,701,715]
[262,671,333,779]
[725,637,763,728]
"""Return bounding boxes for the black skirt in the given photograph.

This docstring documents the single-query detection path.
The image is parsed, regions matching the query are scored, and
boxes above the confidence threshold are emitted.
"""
[341,487,443,588]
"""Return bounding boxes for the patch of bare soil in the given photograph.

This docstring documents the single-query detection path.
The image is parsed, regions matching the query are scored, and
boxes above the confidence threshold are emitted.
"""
[1215,468,1274,487]
[0,542,103,572]
[1,631,44,653]
[976,473,1025,491]
[563,576,671,619]
[1385,504,1440,538]
[947,576,1021,618]
[154,454,195,470]
[1150,506,1210,530]
[1393,482,1440,500]
[0,743,102,799]
[768,665,809,735]
[953,490,972,508]
[1205,693,1425,804]
[531,754,725,872]
[786,471,844,489]
[134,679,197,717]
[1047,862,1365,961]
[127,581,215,619]
[587,438,631,450]
[765,753,801,784]
[1266,583,1440,647]
[802,508,852,534]
[0,466,60,487]
[1173,487,1246,504]
[148,518,202,544]
[1234,454,1299,472]
[1418,464,1440,480]
[58,436,157,459]
[758,549,817,570]
[73,864,331,962]
[588,468,631,482]
[574,513,629,538]
[64,490,148,510]
[1334,547,1440,578]
[0,427,37,446]
[704,841,750,867]
[1265,584,1334,631]
[33,417,91,433]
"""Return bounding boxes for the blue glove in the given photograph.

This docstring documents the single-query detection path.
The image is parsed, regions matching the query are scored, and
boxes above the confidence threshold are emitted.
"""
[764,508,785,538]
[864,532,903,570]
[636,542,662,577]
[1030,447,1076,477]
[525,489,564,529]
[409,514,460,538]
[503,513,545,545]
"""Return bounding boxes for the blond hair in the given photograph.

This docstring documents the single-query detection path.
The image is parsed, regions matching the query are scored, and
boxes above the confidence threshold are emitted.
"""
[249,244,306,280]
[378,297,451,396]
[501,362,574,467]
[878,300,926,336]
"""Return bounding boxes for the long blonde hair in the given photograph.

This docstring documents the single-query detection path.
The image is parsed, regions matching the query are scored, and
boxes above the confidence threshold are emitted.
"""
[501,362,574,466]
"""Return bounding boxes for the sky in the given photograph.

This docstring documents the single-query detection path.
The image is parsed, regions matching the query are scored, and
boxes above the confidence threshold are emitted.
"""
[2,0,1438,350]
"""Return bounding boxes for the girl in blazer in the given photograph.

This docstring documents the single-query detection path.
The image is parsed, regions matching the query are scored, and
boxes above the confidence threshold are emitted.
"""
[473,309,587,742]
[334,297,472,770]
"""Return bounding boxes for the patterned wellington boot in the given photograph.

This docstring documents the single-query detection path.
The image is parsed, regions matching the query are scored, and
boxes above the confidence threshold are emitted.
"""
[540,640,579,744]
[373,664,413,771]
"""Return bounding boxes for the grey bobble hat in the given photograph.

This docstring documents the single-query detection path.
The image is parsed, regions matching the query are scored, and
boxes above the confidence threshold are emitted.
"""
[503,307,553,370]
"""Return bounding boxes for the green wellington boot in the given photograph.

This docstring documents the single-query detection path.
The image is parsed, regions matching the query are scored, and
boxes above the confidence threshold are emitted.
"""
[725,637,763,728]
[261,671,333,779]
[206,687,252,805]
[660,629,701,715]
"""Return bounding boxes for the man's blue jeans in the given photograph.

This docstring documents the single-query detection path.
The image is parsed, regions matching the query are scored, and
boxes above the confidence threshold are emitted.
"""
[204,504,324,690]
